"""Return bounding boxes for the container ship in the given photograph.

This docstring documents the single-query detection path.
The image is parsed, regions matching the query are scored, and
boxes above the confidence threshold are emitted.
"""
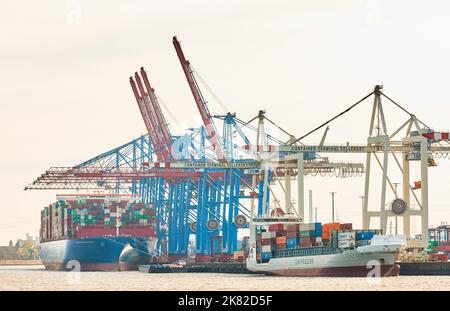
[246,221,406,277]
[39,195,157,271]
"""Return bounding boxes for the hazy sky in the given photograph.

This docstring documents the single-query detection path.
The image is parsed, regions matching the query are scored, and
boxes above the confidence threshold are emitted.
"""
[1,1,450,245]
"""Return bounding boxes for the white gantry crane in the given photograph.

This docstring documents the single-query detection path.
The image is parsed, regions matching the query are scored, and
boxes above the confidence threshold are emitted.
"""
[249,85,450,248]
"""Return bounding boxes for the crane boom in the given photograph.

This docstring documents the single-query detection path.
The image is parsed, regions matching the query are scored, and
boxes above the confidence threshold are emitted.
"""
[129,77,164,161]
[134,72,171,161]
[140,67,173,160]
[172,36,224,160]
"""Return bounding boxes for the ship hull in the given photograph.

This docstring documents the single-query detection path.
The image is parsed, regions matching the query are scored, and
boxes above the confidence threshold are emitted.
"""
[40,236,153,271]
[258,264,400,277]
[247,250,401,277]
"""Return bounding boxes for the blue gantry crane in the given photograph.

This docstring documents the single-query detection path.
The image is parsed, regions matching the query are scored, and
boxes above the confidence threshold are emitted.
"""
[25,36,323,261]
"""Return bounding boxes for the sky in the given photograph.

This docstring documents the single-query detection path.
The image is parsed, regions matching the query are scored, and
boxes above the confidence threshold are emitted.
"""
[1,0,450,245]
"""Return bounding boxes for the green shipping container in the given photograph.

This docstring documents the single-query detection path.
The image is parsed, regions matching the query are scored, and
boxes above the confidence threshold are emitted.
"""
[299,230,316,238]
[429,240,439,247]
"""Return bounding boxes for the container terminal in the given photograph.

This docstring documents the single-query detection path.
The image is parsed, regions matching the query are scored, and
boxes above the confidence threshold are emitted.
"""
[25,36,450,275]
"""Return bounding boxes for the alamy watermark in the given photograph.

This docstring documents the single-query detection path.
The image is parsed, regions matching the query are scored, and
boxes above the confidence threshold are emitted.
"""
[66,260,81,285]
[366,259,382,285]
[66,0,81,25]
[366,0,382,25]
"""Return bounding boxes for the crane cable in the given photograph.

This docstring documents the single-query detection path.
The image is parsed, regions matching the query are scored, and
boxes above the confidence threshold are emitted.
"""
[289,90,375,145]
[190,65,229,113]
[380,92,432,130]
[263,115,294,139]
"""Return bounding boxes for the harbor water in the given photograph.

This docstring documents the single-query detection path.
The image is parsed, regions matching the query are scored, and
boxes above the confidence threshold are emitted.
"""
[1,265,449,291]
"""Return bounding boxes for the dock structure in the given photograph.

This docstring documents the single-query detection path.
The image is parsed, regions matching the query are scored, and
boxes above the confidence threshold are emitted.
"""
[139,262,253,274]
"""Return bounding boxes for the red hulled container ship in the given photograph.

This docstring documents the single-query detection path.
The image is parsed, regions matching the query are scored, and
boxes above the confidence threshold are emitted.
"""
[39,194,157,271]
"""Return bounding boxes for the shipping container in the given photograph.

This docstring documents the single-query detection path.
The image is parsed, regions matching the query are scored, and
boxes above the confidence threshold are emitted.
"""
[340,223,353,231]
[276,230,287,237]
[300,237,312,247]
[261,252,271,262]
[322,223,340,231]
[261,238,276,246]
[262,231,277,239]
[286,224,300,232]
[314,223,322,237]
[338,240,355,249]
[40,198,158,242]
[338,231,356,241]
[299,230,315,238]
[233,251,244,261]
[278,244,287,250]
[261,247,271,254]
[287,231,298,239]
[356,239,370,247]
[268,224,285,232]
[429,253,448,262]
[322,223,340,240]
[276,236,287,245]
[287,238,298,249]
[433,246,445,252]
[355,231,375,241]
[299,224,310,232]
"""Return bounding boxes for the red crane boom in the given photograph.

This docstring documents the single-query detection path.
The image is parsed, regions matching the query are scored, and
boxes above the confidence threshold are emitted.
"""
[129,77,165,162]
[134,72,171,161]
[172,36,224,160]
[140,67,173,160]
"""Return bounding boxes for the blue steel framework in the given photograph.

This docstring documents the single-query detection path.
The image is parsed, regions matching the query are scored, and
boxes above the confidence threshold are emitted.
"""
[25,36,319,259]
[27,118,279,257]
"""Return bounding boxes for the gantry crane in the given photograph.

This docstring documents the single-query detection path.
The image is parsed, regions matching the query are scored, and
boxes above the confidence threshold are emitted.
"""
[173,36,225,161]
[252,85,450,248]
[27,34,450,260]
[130,70,172,162]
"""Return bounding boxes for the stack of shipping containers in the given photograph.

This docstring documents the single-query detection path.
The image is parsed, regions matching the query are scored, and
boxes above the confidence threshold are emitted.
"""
[251,222,383,263]
[255,222,324,263]
[40,198,157,242]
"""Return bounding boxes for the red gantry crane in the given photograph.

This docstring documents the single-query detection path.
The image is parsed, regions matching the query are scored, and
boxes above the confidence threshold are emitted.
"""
[172,36,225,161]
[140,67,173,160]
[130,70,172,162]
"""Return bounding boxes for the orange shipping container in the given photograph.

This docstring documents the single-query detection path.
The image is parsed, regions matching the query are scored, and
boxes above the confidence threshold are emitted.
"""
[234,251,245,261]
[322,222,340,240]
[276,236,287,245]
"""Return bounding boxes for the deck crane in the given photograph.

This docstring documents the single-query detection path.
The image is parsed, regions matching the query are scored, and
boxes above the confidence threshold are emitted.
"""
[172,36,225,161]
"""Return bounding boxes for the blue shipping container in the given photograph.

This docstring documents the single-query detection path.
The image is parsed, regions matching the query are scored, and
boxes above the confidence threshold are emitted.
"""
[287,238,298,249]
[315,223,322,237]
[356,232,375,240]
[261,252,271,260]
